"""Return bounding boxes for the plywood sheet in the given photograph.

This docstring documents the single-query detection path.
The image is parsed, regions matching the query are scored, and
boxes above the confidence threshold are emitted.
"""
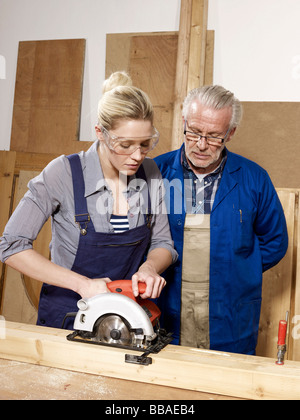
[129,34,178,157]
[10,39,86,154]
[106,31,214,158]
[228,102,300,189]
[106,32,178,157]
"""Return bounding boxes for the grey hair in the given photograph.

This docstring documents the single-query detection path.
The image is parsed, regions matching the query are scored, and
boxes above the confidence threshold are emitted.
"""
[182,85,243,129]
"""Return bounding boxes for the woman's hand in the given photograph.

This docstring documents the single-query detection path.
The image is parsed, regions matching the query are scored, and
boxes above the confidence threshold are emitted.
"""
[132,263,166,299]
[78,277,112,299]
[131,248,171,299]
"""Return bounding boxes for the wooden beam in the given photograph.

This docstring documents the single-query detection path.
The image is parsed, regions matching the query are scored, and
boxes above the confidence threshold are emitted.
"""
[187,0,209,92]
[204,29,215,85]
[171,0,209,150]
[1,322,300,400]
[0,358,241,400]
[171,0,193,151]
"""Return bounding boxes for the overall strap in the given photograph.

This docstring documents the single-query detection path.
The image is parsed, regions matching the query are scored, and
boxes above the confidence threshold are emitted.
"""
[66,154,94,235]
[135,164,152,228]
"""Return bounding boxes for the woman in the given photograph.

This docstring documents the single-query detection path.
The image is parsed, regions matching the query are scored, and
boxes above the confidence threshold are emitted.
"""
[0,72,177,329]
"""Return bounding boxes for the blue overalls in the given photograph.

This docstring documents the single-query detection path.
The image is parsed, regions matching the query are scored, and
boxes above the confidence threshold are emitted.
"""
[37,154,152,329]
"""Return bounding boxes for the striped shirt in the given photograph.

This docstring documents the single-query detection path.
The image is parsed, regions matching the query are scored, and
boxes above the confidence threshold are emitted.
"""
[181,147,227,214]
[110,214,130,233]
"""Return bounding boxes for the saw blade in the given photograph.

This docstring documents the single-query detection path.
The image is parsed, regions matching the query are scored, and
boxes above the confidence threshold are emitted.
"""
[92,314,133,346]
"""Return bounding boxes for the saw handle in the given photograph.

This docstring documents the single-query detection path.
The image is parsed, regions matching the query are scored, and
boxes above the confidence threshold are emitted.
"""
[277,320,287,346]
[107,279,146,298]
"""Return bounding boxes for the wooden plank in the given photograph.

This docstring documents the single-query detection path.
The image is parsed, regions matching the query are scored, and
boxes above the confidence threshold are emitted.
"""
[15,151,59,174]
[19,171,51,310]
[0,152,16,236]
[291,192,300,361]
[204,29,215,85]
[0,151,16,310]
[171,0,193,151]
[128,34,178,157]
[10,39,86,154]
[187,0,209,92]
[14,143,92,174]
[1,172,38,324]
[171,0,209,151]
[1,322,300,400]
[106,32,178,78]
[256,191,296,359]
[1,267,38,325]
[1,170,52,323]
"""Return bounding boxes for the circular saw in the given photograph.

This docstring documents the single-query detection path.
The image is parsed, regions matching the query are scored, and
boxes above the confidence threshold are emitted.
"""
[66,280,172,365]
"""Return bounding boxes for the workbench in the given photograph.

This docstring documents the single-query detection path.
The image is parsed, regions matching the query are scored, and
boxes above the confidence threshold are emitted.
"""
[1,322,300,400]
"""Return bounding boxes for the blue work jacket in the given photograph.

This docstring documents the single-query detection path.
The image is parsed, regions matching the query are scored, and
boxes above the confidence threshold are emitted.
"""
[154,146,288,355]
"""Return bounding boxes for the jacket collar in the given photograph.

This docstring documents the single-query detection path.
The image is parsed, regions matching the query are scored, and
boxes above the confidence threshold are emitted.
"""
[170,144,242,212]
[171,144,242,174]
[212,149,242,212]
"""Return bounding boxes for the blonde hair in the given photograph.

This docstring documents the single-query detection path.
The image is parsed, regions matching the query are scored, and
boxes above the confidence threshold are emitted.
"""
[183,85,243,129]
[98,72,154,130]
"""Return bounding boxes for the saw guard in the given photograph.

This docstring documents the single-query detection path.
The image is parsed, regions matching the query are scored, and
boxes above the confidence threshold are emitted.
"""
[73,293,157,340]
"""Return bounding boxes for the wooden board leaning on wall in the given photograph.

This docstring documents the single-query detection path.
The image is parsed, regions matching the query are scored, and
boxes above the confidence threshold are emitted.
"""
[9,39,87,155]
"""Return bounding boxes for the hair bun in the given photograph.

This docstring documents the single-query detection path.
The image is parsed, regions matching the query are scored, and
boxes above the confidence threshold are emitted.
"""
[102,71,133,94]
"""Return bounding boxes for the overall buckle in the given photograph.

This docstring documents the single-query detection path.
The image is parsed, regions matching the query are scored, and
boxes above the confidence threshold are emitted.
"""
[74,213,90,236]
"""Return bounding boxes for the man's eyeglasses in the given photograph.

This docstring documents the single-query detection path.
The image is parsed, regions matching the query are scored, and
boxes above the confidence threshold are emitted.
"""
[100,126,159,155]
[184,120,231,147]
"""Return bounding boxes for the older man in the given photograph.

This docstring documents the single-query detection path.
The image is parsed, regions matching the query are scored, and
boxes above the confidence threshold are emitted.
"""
[154,85,288,355]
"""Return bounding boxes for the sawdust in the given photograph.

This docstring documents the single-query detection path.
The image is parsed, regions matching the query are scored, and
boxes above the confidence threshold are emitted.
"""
[0,359,241,400]
[0,359,117,400]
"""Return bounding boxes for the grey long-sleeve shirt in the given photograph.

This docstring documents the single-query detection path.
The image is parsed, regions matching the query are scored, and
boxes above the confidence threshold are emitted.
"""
[0,141,177,271]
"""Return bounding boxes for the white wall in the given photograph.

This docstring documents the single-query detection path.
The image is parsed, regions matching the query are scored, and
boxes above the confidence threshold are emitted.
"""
[0,0,299,151]
[208,0,300,101]
[0,0,181,150]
